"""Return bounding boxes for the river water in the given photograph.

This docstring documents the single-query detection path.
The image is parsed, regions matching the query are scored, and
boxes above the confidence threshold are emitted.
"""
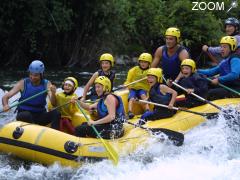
[0,67,240,180]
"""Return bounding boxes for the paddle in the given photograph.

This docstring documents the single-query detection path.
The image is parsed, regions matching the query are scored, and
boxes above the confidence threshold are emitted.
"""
[138,100,218,118]
[113,77,147,91]
[205,77,240,96]
[172,81,222,110]
[127,121,184,146]
[0,89,48,113]
[76,101,119,165]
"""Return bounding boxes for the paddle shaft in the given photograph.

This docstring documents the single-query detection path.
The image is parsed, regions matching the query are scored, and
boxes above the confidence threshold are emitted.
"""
[76,101,119,165]
[206,77,240,96]
[113,77,147,91]
[172,81,222,110]
[0,89,48,113]
[138,100,217,117]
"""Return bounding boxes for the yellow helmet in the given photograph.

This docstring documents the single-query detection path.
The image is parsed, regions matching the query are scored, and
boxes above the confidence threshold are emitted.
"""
[147,68,163,83]
[165,27,181,43]
[99,53,114,67]
[220,36,237,51]
[94,76,111,92]
[138,53,152,64]
[181,59,196,72]
[64,77,78,90]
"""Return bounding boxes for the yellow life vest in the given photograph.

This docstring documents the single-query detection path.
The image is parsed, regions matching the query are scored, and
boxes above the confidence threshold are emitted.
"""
[124,66,149,91]
[56,92,79,119]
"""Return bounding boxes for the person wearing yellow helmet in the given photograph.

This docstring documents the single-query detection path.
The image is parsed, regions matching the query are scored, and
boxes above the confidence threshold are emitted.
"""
[81,53,115,101]
[202,17,240,65]
[2,60,61,129]
[124,52,152,119]
[50,77,79,134]
[198,36,240,100]
[151,27,190,83]
[138,68,177,125]
[75,76,125,139]
[175,59,208,108]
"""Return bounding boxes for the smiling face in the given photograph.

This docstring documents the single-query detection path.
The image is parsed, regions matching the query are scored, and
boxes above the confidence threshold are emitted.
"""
[165,35,177,48]
[181,66,192,77]
[225,25,236,36]
[95,83,104,96]
[101,61,111,72]
[139,60,150,69]
[63,83,75,94]
[220,44,231,58]
[147,75,157,87]
[29,73,41,85]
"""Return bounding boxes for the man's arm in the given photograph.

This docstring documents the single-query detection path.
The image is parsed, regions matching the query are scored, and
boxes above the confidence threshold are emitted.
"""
[151,46,163,68]
[2,79,24,111]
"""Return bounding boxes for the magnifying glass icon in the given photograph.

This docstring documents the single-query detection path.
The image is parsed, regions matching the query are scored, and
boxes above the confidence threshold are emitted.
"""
[226,0,238,13]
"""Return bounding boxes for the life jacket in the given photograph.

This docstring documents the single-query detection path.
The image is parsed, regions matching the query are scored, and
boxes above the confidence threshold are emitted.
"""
[18,78,48,113]
[56,92,78,119]
[161,45,186,80]
[125,66,149,91]
[178,73,208,99]
[149,82,171,110]
[218,54,240,86]
[97,94,125,124]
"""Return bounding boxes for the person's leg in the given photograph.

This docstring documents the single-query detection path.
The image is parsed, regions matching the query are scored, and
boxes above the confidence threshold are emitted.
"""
[128,89,137,119]
[139,90,149,111]
[16,111,34,123]
[207,88,230,101]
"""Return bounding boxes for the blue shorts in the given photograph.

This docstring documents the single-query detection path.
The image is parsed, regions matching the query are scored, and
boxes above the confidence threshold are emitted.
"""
[128,89,147,100]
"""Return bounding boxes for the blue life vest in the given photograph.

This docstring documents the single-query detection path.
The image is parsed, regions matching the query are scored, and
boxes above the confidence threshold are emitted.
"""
[149,83,171,110]
[97,94,125,124]
[219,57,231,76]
[161,45,185,80]
[18,78,48,113]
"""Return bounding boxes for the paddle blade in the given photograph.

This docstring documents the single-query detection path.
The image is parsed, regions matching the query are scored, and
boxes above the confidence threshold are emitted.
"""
[149,128,184,146]
[99,138,119,165]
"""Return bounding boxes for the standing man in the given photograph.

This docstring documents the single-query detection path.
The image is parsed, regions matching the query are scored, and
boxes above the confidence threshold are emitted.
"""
[151,27,190,83]
[2,60,60,129]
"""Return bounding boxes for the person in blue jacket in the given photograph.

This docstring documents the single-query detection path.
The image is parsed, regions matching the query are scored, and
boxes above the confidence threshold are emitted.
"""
[151,27,190,83]
[202,17,240,65]
[198,36,240,100]
[75,76,125,139]
[2,60,60,129]
[176,59,208,108]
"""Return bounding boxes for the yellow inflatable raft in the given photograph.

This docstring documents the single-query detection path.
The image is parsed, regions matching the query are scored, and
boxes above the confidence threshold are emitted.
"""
[0,89,239,167]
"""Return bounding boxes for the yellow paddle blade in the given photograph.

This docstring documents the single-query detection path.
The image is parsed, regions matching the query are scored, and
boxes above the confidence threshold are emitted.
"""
[99,137,119,165]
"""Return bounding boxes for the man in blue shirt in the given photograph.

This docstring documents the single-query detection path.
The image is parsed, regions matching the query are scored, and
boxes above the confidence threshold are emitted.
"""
[198,36,240,100]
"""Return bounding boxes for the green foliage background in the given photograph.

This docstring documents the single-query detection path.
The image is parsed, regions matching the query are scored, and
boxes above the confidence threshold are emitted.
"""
[0,0,238,68]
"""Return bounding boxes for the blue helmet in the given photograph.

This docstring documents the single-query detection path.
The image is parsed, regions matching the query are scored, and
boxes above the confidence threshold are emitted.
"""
[28,60,45,74]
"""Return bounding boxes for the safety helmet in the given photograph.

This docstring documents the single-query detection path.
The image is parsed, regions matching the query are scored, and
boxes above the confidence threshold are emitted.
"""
[147,68,163,83]
[94,76,111,93]
[165,27,181,43]
[138,53,152,64]
[220,36,237,51]
[224,17,239,31]
[99,53,114,67]
[28,60,45,74]
[181,59,196,72]
[63,77,78,90]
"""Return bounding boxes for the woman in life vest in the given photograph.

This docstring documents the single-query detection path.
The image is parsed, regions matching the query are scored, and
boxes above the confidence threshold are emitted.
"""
[81,53,115,101]
[138,68,177,125]
[75,76,125,139]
